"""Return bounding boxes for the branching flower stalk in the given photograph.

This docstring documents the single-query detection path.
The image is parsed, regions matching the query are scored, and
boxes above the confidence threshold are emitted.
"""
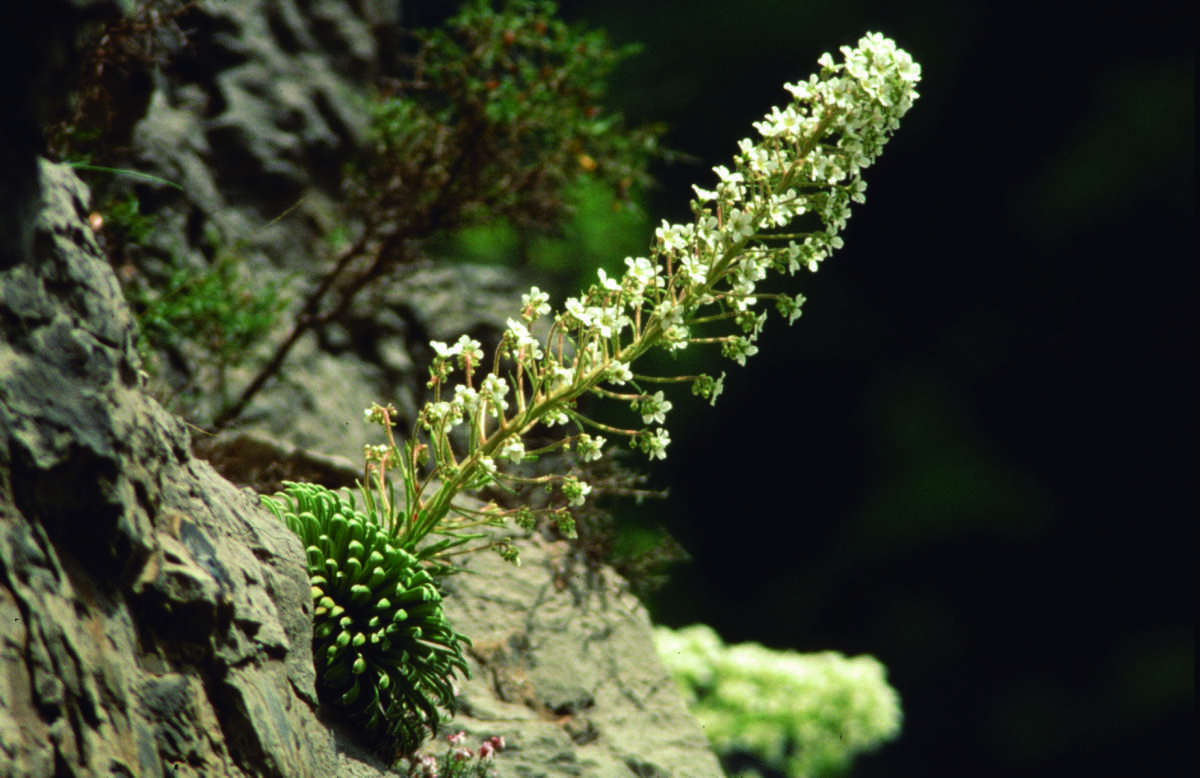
[370,33,921,562]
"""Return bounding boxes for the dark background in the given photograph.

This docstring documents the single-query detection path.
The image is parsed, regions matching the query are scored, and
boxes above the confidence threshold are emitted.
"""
[546,1,1193,776]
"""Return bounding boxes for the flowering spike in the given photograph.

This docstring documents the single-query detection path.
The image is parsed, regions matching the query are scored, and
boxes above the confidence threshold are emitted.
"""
[372,31,919,569]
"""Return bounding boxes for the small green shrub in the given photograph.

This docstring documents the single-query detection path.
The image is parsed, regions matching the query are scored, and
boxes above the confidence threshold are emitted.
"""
[347,0,660,236]
[128,247,286,410]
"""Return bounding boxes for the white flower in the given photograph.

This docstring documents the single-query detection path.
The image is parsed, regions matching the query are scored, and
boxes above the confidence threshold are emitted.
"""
[784,240,803,274]
[543,360,575,391]
[656,221,692,255]
[505,318,544,361]
[521,286,552,320]
[605,361,632,385]
[663,325,690,351]
[563,297,593,328]
[639,390,672,425]
[784,77,815,101]
[452,384,480,414]
[499,437,525,463]
[481,374,510,416]
[453,335,484,364]
[577,433,605,462]
[680,252,709,284]
[597,267,621,292]
[562,476,592,507]
[654,299,684,330]
[624,256,661,296]
[722,336,759,366]
[423,400,461,429]
[724,207,753,238]
[643,428,670,460]
[713,165,743,186]
[777,293,806,325]
[591,304,628,339]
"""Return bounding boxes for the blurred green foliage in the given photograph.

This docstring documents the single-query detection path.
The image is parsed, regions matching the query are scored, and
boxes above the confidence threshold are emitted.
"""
[439,176,651,295]
[346,0,662,243]
[103,191,156,247]
[658,624,902,778]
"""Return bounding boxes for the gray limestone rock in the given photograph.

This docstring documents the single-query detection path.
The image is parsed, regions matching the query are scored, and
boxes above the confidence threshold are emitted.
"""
[1,160,340,777]
[437,535,725,777]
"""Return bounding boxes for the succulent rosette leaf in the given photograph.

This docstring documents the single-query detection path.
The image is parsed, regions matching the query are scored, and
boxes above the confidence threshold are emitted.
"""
[262,481,470,758]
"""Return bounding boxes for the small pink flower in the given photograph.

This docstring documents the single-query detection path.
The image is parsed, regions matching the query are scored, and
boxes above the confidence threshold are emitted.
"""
[488,735,506,751]
[413,754,439,777]
[447,731,466,746]
[479,741,494,759]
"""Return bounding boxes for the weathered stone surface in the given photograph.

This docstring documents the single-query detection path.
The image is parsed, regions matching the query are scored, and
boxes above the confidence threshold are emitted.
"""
[227,262,530,464]
[1,160,339,777]
[438,535,725,777]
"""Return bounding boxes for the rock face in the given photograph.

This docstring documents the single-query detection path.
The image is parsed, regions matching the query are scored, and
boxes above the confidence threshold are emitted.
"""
[439,536,723,777]
[1,1,724,776]
[1,159,339,777]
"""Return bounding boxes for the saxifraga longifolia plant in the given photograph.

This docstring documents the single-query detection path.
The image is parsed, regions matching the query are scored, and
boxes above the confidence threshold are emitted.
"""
[267,27,920,766]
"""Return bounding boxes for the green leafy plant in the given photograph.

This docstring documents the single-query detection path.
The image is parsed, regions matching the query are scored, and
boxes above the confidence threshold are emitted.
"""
[128,246,286,409]
[356,0,658,231]
[267,30,920,760]
[656,625,902,778]
[261,482,470,761]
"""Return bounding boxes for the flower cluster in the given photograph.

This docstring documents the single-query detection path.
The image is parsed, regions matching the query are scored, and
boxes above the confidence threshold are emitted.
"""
[407,731,507,778]
[370,33,920,559]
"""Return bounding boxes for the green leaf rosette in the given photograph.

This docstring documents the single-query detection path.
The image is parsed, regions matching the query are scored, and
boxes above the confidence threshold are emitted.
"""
[263,482,470,759]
